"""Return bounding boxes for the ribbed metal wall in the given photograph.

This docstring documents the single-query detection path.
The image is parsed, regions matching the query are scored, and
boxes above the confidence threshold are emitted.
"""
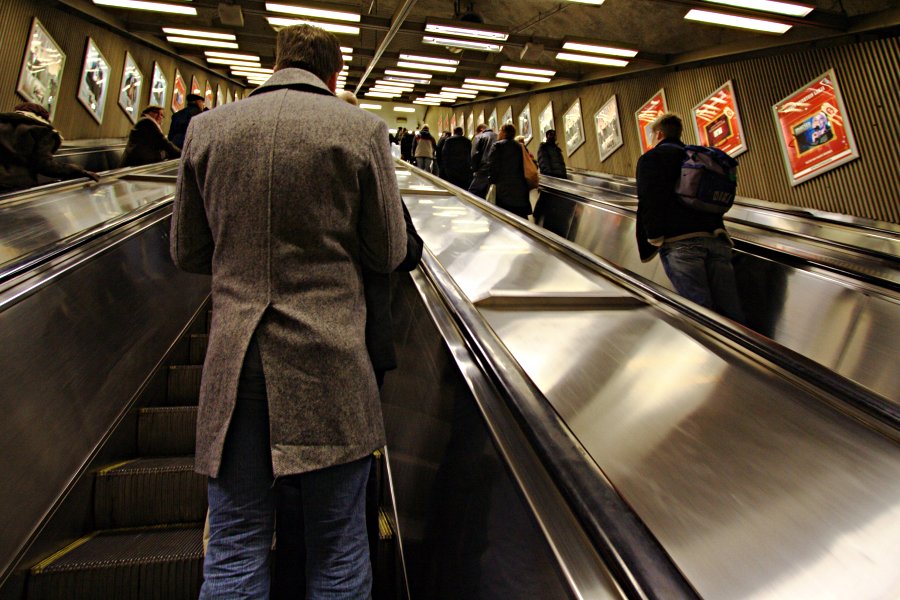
[427,35,900,223]
[0,0,245,141]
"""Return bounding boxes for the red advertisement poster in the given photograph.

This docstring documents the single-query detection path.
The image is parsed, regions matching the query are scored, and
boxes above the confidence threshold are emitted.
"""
[772,68,859,186]
[171,69,186,113]
[693,80,747,157]
[635,89,667,154]
[450,114,457,131]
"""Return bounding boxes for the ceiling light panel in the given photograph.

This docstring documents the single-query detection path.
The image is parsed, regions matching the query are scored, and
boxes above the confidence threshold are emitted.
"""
[266,17,360,34]
[385,76,431,85]
[359,103,381,109]
[231,67,274,74]
[375,81,414,89]
[265,3,360,22]
[162,28,235,40]
[206,51,260,61]
[555,52,629,66]
[422,36,503,53]
[366,92,400,98]
[167,37,239,48]
[685,8,792,32]
[568,0,605,4]
[561,41,638,57]
[462,84,506,92]
[398,54,459,66]
[702,0,813,16]
[394,107,416,112]
[207,58,262,68]
[496,72,552,83]
[424,21,508,41]
[384,69,432,79]
[93,0,197,14]
[396,61,457,73]
[464,78,507,87]
[500,65,556,76]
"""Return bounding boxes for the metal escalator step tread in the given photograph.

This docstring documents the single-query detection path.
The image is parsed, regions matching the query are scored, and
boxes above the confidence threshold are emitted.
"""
[138,406,197,457]
[189,334,208,365]
[27,526,203,600]
[167,366,202,405]
[94,457,206,529]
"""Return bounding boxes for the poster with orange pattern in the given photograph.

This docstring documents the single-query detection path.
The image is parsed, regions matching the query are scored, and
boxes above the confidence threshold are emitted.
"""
[692,80,747,158]
[635,89,667,154]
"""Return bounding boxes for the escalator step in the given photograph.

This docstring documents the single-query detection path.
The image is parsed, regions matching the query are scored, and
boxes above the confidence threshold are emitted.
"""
[189,334,208,365]
[94,457,206,530]
[167,366,202,405]
[138,406,197,457]
[27,526,203,600]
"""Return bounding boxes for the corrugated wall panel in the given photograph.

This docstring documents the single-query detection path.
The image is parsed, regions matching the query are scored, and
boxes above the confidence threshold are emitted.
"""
[429,35,899,223]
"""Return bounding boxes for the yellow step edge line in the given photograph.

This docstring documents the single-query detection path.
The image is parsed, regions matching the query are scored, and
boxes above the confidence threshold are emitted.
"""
[97,459,138,475]
[31,533,97,574]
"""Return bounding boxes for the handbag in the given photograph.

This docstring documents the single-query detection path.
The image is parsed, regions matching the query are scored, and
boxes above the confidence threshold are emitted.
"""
[521,144,539,190]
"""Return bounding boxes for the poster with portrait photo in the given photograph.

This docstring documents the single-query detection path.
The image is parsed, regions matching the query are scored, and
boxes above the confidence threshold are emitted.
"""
[118,52,143,123]
[518,104,533,144]
[692,80,747,158]
[539,102,554,143]
[204,81,214,107]
[17,18,66,121]
[772,68,859,186]
[149,62,168,108]
[635,89,667,154]
[594,95,623,162]
[172,69,186,112]
[488,108,497,132]
[467,112,475,138]
[77,38,111,125]
[502,106,512,128]
[563,98,586,157]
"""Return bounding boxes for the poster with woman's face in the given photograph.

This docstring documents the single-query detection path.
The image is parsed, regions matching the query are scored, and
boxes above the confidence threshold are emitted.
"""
[172,69,186,112]
[149,62,168,108]
[518,104,532,144]
[17,18,67,121]
[77,38,111,124]
[118,52,143,123]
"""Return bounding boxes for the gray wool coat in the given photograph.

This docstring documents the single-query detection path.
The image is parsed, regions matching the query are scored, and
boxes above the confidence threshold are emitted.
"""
[170,68,407,478]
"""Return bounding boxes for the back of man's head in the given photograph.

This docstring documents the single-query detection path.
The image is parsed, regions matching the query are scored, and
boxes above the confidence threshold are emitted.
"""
[476,124,487,133]
[652,113,683,140]
[275,24,343,85]
[186,94,204,107]
[453,127,463,136]
[15,102,51,121]
[500,123,516,140]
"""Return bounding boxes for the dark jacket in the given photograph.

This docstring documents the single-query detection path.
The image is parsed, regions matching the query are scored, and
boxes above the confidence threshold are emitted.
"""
[120,117,181,168]
[468,128,497,194]
[488,139,531,218]
[167,104,202,148]
[439,134,473,189]
[400,132,414,161]
[363,202,423,372]
[635,138,727,261]
[0,111,91,193]
[537,141,567,178]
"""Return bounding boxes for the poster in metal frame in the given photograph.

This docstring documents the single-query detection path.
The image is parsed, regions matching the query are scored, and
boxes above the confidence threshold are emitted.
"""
[538,101,554,142]
[204,81,214,107]
[518,104,533,144]
[16,18,67,121]
[488,108,497,132]
[216,84,224,107]
[172,69,187,112]
[563,97,586,157]
[450,113,457,131]
[477,110,485,130]
[771,68,859,186]
[77,37,112,125]
[149,62,168,108]
[594,94,623,162]
[118,51,143,123]
[191,75,201,95]
[692,80,747,158]
[635,89,667,154]
[502,106,512,127]
[467,112,475,138]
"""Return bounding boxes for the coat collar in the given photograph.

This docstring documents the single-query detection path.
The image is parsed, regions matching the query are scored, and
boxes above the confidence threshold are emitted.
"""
[250,68,335,99]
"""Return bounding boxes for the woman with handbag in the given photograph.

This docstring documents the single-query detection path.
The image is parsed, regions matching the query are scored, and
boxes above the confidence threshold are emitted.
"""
[487,124,535,219]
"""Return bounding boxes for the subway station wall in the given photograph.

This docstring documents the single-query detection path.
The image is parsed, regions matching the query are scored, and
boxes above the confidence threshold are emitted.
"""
[427,35,900,224]
[0,0,247,141]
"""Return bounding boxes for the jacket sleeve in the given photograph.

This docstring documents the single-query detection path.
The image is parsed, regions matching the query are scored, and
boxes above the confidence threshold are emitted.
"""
[395,201,423,272]
[470,135,483,171]
[32,130,91,181]
[358,120,407,274]
[151,121,182,159]
[537,144,549,174]
[170,125,214,274]
[487,143,500,183]
[635,152,667,242]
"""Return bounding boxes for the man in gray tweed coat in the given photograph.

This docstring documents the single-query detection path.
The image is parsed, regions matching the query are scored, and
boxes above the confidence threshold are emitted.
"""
[170,25,406,599]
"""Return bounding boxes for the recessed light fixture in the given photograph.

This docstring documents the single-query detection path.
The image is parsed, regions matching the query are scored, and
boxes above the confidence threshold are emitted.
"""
[441,88,476,97]
[266,17,360,35]
[394,107,416,112]
[167,37,240,48]
[496,72,552,83]
[398,54,459,66]
[424,20,508,40]
[230,67,274,74]
[567,0,605,4]
[685,8,792,32]
[499,65,557,76]
[702,0,813,16]
[366,92,400,98]
[265,3,360,22]
[162,28,236,40]
[555,52,629,67]
[422,36,503,53]
[561,41,638,57]
[206,51,261,61]
[396,61,457,73]
[207,58,262,68]
[464,78,508,87]
[414,100,443,105]
[384,75,431,85]
[372,85,408,93]
[341,46,353,53]
[461,83,506,92]
[359,103,382,110]
[343,55,352,61]
[92,0,197,14]
[384,69,432,79]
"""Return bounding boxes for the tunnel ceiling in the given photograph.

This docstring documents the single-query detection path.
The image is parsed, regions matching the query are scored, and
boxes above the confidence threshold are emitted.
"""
[59,0,898,102]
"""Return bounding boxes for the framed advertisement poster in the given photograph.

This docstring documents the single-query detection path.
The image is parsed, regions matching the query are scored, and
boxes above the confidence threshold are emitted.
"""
[488,108,497,131]
[635,89,667,153]
[502,106,512,127]
[477,110,485,129]
[693,80,747,157]
[77,38,111,125]
[191,75,202,95]
[216,84,224,107]
[17,18,66,121]
[538,102,554,142]
[450,114,457,131]
[204,81,214,107]
[519,104,533,144]
[594,95,623,162]
[467,112,474,138]
[149,62,167,108]
[118,52,143,123]
[563,98,586,157]
[172,69,186,112]
[772,68,859,186]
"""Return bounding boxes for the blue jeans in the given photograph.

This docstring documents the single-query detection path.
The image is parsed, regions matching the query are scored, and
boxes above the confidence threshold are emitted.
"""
[201,338,373,600]
[415,157,433,172]
[659,236,745,323]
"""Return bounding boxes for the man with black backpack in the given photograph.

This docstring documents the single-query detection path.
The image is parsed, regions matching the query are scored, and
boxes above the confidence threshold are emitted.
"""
[635,113,744,323]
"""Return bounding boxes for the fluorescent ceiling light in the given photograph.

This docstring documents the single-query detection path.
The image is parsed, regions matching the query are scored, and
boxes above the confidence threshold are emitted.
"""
[398,54,459,65]
[561,41,638,57]
[702,0,813,16]
[414,100,442,105]
[462,83,506,92]
[555,52,629,66]
[375,79,414,88]
[464,78,507,87]
[568,0,605,3]
[267,17,360,34]
[397,61,457,73]
[341,46,353,53]
[206,51,260,61]
[500,65,556,76]
[394,107,416,112]
[422,36,503,53]
[496,72,552,83]
[424,21,508,41]
[366,92,400,98]
[167,37,239,48]
[92,0,197,14]
[231,67,274,74]
[442,87,477,95]
[162,28,235,40]
[384,69,432,79]
[685,8,791,32]
[360,103,381,110]
[372,86,408,93]
[384,75,431,85]
[343,54,352,61]
[265,3,360,22]
[207,58,262,68]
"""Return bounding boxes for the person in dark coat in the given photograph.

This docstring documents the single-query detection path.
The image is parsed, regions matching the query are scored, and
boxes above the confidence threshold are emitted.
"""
[487,123,531,218]
[537,129,567,178]
[120,106,181,168]
[0,102,99,193]
[468,123,497,198]
[167,93,205,148]
[399,128,414,164]
[440,127,473,190]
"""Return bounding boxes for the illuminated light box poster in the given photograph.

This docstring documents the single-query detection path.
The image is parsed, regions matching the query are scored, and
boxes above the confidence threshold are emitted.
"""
[635,89,667,153]
[450,114,457,131]
[502,106,512,127]
[594,94,623,162]
[467,112,474,138]
[563,97,585,157]
[216,84,224,107]
[17,18,66,121]
[488,108,497,131]
[772,68,859,186]
[519,104,532,144]
[204,81,214,107]
[538,101,554,142]
[77,37,111,125]
[692,80,747,158]
[477,110,485,129]
[149,62,167,108]
[457,112,464,132]
[172,69,186,112]
[118,52,143,123]
[191,75,201,95]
